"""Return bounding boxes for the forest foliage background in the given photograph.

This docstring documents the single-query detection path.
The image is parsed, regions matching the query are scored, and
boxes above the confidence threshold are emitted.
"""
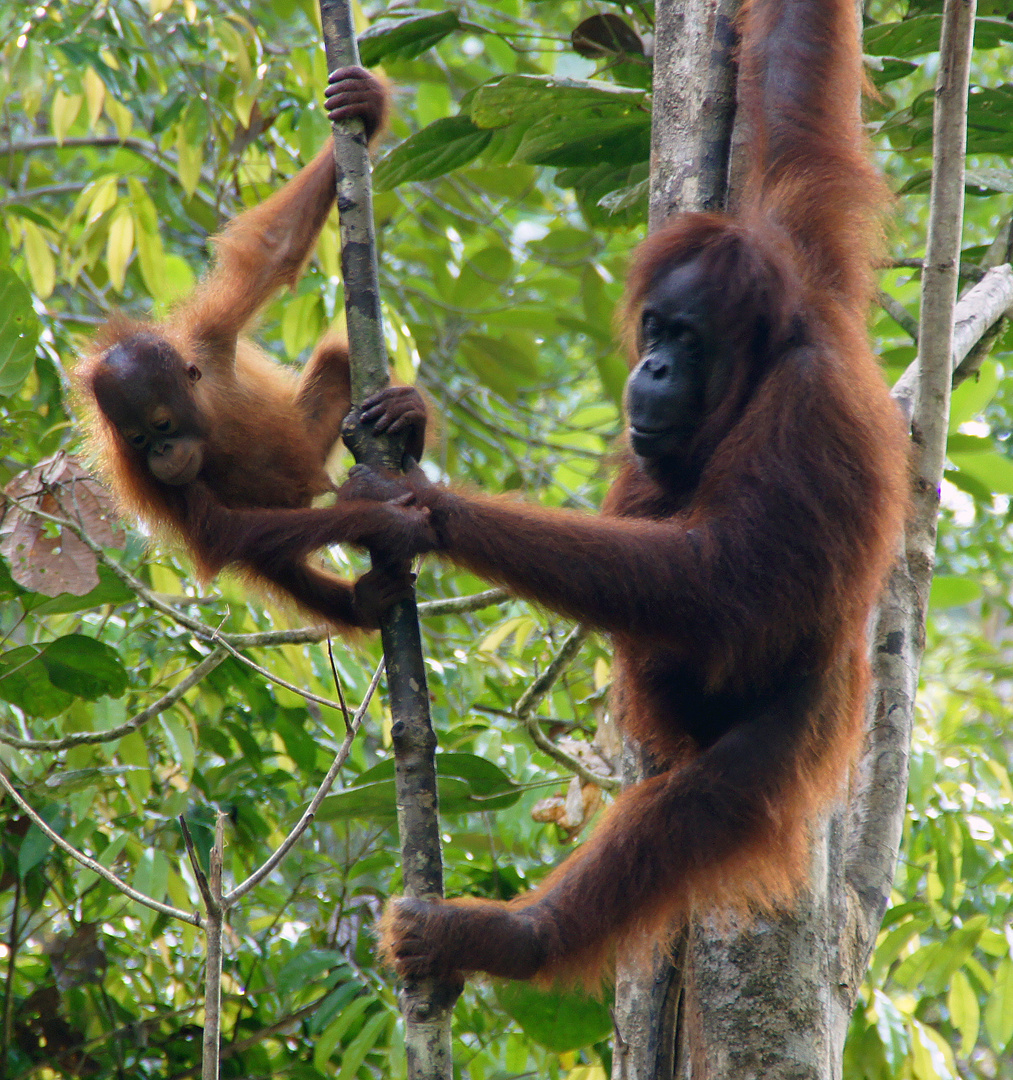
[1,0,1013,1078]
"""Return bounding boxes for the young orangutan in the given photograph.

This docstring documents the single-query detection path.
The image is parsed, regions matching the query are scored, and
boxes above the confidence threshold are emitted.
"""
[78,67,429,629]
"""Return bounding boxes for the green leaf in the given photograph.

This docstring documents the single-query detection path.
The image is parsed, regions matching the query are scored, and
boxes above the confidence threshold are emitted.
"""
[949,360,1000,429]
[0,645,74,718]
[18,821,55,878]
[471,74,647,130]
[458,333,539,399]
[0,270,41,397]
[516,112,649,168]
[948,969,980,1056]
[865,17,942,57]
[867,56,919,86]
[495,983,612,1052]
[929,575,983,609]
[336,1010,391,1080]
[965,167,1013,194]
[358,10,460,66]
[373,116,493,190]
[40,635,128,700]
[946,432,991,454]
[950,451,1013,497]
[313,996,372,1070]
[277,949,347,996]
[985,957,1013,1053]
[872,989,910,1072]
[449,246,513,307]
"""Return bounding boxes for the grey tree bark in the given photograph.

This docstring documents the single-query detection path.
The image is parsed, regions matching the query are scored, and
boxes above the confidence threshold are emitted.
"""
[613,1,996,1077]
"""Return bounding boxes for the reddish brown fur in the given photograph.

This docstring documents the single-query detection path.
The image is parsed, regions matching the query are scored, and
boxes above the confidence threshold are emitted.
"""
[76,71,431,630]
[357,0,910,987]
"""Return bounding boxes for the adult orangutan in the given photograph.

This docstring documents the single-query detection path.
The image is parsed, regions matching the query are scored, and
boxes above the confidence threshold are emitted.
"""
[337,0,907,985]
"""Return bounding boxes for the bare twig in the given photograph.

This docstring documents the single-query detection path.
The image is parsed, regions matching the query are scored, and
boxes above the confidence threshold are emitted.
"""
[224,660,384,905]
[891,264,1013,422]
[211,632,350,714]
[514,626,619,791]
[326,636,354,734]
[178,816,216,913]
[201,814,226,1080]
[876,289,919,342]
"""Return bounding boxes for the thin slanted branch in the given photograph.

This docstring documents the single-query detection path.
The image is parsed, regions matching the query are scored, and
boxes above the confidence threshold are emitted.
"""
[0,766,201,925]
[317,3,458,1077]
[0,648,228,751]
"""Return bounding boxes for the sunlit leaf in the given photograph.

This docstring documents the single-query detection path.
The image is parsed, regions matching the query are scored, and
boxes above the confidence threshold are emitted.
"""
[106,207,135,292]
[51,90,83,145]
[985,958,1013,1053]
[20,221,56,299]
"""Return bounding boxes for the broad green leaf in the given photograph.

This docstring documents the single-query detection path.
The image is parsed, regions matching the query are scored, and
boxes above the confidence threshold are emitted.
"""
[911,1020,956,1080]
[449,245,513,307]
[495,983,612,1052]
[517,113,649,169]
[865,18,943,58]
[471,74,647,130]
[985,957,1013,1053]
[51,90,82,144]
[929,576,983,608]
[131,849,170,905]
[373,116,493,190]
[948,359,1000,429]
[128,178,167,297]
[0,270,40,397]
[312,752,521,822]
[104,95,134,140]
[950,451,1013,496]
[459,332,539,398]
[281,293,324,358]
[118,729,151,805]
[0,645,74,718]
[85,174,119,223]
[872,989,909,1071]
[946,432,991,454]
[948,969,980,1056]
[358,9,460,66]
[40,634,128,700]
[106,207,134,292]
[313,996,372,1070]
[21,221,56,299]
[84,66,105,125]
[965,168,1013,194]
[18,820,56,878]
[867,56,919,86]
[277,949,347,995]
[336,1010,391,1080]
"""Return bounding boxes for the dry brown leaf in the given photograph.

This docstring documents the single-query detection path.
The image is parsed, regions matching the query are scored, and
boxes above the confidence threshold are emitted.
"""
[1,453,124,596]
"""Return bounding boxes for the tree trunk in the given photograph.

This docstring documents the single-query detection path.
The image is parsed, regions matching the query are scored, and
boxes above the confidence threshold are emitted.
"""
[613,1,982,1076]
